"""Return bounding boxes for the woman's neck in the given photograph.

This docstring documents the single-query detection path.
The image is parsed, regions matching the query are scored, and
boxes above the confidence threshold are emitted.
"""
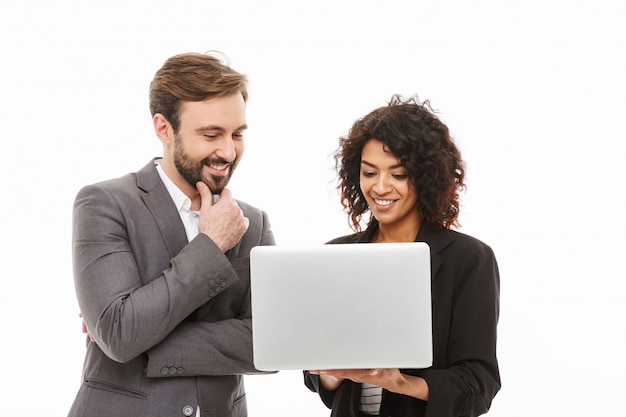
[372,215,421,243]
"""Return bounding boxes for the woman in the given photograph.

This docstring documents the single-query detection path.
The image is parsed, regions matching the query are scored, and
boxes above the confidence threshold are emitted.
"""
[304,95,501,417]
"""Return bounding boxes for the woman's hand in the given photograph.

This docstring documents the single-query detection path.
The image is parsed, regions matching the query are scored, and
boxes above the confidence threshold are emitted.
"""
[309,368,429,401]
[309,370,345,391]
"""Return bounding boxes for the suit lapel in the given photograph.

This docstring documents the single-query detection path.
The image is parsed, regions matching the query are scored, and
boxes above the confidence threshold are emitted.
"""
[137,159,189,258]
[415,223,453,280]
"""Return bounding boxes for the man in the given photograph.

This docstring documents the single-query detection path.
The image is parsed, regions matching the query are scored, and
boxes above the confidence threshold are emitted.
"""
[68,52,275,417]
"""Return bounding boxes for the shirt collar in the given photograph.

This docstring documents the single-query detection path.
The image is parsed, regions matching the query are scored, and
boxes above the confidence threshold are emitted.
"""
[155,160,193,214]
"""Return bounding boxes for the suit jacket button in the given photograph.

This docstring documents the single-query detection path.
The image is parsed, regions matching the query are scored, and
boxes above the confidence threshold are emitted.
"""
[182,405,194,416]
[160,366,169,376]
[176,367,185,375]
[168,366,177,375]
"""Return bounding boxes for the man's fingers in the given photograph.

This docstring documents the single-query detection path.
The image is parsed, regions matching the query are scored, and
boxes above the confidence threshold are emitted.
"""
[196,181,215,206]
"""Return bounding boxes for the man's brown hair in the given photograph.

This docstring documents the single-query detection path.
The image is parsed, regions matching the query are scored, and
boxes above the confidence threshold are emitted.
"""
[149,52,248,132]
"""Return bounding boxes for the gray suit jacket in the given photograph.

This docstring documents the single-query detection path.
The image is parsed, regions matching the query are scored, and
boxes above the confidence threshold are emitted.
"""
[68,159,275,417]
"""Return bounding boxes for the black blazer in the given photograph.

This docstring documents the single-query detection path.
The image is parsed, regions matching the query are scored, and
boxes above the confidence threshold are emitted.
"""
[304,222,501,417]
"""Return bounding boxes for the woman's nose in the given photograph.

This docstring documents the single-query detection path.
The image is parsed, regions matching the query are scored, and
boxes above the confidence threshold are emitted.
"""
[373,174,392,193]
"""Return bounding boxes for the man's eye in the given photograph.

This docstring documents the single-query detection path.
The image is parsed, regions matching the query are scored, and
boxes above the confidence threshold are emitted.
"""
[233,133,244,139]
[203,134,217,140]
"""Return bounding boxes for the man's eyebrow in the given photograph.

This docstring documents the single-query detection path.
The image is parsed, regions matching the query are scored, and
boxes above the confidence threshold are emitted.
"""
[196,125,223,133]
[196,124,248,132]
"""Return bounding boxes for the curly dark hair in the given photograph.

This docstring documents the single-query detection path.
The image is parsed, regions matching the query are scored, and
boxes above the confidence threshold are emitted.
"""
[335,94,466,232]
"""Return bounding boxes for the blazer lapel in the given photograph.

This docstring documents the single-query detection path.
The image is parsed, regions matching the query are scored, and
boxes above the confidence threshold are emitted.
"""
[415,223,454,280]
[137,158,189,258]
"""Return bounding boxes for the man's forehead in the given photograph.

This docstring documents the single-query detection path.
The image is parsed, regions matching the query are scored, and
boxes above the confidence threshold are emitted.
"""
[179,96,246,130]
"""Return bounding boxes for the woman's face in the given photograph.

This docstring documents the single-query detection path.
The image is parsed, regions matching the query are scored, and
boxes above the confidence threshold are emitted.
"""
[359,139,419,230]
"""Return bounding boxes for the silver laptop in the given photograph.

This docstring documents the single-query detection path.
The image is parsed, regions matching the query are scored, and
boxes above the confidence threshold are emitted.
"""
[250,242,433,371]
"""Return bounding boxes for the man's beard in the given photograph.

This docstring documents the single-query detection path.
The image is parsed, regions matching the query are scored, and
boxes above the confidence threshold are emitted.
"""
[173,134,237,194]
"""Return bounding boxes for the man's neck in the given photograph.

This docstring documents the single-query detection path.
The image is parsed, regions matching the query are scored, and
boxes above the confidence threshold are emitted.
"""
[156,158,201,209]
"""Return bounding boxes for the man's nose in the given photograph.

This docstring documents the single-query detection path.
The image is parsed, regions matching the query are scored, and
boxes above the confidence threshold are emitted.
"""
[216,137,236,162]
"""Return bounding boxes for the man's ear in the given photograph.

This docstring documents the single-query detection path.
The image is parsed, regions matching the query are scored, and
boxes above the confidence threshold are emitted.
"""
[153,113,173,145]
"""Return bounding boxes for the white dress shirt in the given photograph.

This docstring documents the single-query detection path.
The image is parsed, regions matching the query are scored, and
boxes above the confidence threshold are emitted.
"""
[155,162,199,242]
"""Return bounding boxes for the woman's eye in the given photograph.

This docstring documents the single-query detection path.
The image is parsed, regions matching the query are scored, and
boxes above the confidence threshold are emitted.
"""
[393,173,409,179]
[361,171,376,177]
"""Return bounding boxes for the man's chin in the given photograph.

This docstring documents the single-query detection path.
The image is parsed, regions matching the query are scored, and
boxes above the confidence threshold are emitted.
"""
[203,177,229,194]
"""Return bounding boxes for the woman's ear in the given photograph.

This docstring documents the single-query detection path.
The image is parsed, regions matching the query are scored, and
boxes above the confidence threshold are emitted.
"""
[153,113,173,146]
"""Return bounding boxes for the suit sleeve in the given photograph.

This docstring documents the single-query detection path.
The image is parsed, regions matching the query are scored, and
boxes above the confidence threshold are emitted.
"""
[145,209,276,376]
[303,371,337,409]
[419,241,501,417]
[74,184,243,364]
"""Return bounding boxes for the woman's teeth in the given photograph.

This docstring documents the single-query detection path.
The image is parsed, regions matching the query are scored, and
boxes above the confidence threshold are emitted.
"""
[374,198,394,206]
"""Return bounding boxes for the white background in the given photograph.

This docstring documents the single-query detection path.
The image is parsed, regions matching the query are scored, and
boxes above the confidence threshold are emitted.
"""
[1,1,625,416]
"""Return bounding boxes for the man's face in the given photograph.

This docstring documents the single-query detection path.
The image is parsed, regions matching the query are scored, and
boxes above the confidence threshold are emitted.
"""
[173,94,247,194]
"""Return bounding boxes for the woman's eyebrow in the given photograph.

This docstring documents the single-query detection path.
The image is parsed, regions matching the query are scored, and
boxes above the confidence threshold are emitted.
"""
[360,160,403,169]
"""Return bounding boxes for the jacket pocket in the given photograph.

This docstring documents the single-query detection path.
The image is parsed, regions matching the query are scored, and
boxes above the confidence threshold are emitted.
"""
[84,378,147,400]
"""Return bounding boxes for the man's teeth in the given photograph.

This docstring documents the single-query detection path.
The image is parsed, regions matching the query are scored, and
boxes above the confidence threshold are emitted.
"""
[374,198,394,206]
[210,164,229,170]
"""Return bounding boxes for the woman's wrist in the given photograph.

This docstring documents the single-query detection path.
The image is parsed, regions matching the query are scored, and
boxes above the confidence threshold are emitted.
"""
[394,374,429,401]
[319,374,344,391]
